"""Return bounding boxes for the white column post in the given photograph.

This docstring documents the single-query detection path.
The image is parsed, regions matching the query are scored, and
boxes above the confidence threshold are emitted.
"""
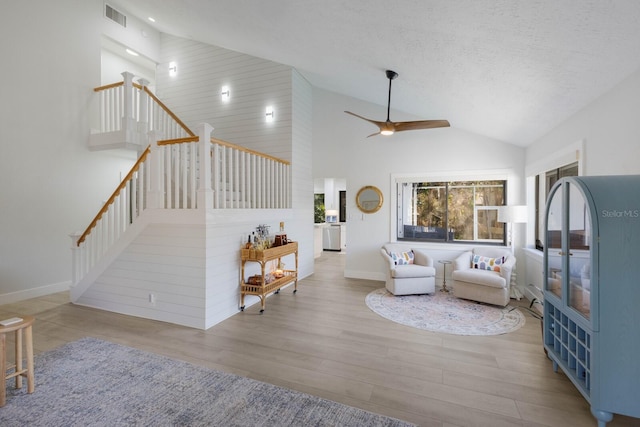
[137,78,150,136]
[197,123,214,209]
[146,131,165,209]
[121,71,136,135]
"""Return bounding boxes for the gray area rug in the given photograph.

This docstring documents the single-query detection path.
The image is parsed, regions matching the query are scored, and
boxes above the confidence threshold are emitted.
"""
[366,288,525,336]
[1,337,413,427]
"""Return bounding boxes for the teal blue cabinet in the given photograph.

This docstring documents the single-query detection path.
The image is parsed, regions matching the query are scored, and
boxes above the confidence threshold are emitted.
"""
[543,176,640,427]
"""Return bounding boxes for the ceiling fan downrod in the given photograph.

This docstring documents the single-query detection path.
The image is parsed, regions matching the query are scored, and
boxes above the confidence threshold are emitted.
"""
[385,70,398,123]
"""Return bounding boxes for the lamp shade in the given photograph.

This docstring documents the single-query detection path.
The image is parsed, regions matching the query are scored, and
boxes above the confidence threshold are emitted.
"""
[498,205,528,223]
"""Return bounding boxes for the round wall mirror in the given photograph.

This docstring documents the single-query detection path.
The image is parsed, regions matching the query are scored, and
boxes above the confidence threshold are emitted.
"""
[356,186,383,214]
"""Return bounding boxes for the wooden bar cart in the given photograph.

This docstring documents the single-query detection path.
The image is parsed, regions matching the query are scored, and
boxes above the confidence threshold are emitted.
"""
[240,242,298,313]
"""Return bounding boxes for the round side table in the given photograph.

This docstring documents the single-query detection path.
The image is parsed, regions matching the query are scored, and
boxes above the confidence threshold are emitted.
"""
[438,260,452,292]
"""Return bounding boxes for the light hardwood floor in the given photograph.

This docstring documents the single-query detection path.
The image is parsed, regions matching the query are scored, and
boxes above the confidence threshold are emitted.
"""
[1,252,636,427]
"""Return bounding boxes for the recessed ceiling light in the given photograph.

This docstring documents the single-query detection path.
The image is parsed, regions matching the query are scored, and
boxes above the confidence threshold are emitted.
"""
[148,17,156,22]
[126,48,139,57]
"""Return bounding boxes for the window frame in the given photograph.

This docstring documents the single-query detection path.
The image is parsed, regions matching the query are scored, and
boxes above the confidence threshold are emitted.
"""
[533,161,579,250]
[393,172,511,245]
[525,140,584,251]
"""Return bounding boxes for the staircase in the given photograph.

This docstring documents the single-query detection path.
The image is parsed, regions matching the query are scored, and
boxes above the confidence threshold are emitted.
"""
[70,72,292,329]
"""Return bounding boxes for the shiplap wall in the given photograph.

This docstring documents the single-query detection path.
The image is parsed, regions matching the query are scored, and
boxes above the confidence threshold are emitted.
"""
[156,34,293,161]
[76,222,207,329]
[74,209,302,329]
[201,73,313,328]
[75,34,313,329]
[203,209,298,327]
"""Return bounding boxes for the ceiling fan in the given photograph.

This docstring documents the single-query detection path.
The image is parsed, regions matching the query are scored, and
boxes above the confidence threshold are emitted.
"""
[345,70,450,137]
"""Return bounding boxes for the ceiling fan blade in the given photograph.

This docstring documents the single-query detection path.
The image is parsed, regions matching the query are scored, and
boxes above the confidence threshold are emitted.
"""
[393,120,450,132]
[345,111,396,136]
[344,111,387,128]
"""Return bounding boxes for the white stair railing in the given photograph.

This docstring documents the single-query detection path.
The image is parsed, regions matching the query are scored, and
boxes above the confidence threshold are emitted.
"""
[70,146,151,283]
[93,72,194,141]
[156,136,200,209]
[72,132,291,286]
[210,138,291,209]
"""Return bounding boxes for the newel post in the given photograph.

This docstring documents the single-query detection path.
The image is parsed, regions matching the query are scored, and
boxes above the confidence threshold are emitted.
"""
[121,71,136,134]
[137,78,150,135]
[69,232,81,286]
[197,123,214,209]
[146,130,164,209]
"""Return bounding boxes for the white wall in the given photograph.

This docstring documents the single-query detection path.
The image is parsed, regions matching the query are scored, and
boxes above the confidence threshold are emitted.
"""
[0,0,140,302]
[100,48,155,87]
[156,34,294,161]
[312,88,526,282]
[526,67,640,177]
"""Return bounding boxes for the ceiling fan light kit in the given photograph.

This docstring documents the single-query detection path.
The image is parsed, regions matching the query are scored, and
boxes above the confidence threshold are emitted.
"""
[345,69,450,137]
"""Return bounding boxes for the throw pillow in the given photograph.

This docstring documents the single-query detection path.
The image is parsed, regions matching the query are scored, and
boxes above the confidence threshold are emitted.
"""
[391,250,414,265]
[472,254,505,272]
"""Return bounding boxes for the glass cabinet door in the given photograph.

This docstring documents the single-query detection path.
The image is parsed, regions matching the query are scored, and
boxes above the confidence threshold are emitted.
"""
[545,186,563,299]
[545,182,592,320]
[567,183,591,319]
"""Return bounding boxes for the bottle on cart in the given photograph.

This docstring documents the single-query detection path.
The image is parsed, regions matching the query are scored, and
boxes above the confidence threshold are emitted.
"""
[274,222,287,246]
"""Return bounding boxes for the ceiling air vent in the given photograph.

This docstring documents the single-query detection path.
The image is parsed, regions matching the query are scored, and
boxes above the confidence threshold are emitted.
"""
[105,4,127,28]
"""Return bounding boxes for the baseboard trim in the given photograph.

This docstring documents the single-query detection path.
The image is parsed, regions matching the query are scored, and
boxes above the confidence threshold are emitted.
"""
[1,281,71,305]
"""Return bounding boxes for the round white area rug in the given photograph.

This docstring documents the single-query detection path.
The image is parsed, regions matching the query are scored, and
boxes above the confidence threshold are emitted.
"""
[365,288,525,336]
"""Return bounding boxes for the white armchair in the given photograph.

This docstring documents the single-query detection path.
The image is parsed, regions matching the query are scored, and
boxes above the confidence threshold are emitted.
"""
[451,247,515,306]
[380,243,436,295]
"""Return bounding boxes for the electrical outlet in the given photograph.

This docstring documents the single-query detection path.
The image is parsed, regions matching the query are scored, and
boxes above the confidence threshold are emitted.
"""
[149,293,156,305]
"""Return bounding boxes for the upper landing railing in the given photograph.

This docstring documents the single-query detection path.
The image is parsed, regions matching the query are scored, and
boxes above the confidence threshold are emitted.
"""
[71,73,291,285]
[93,71,194,141]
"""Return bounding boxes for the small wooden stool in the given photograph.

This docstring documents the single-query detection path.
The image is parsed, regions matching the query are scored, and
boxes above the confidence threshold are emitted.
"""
[0,315,35,407]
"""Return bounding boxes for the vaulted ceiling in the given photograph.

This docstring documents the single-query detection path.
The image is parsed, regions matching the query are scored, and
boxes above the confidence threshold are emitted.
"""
[112,0,640,146]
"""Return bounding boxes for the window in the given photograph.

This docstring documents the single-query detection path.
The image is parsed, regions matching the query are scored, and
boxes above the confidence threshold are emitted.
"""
[534,161,578,249]
[314,194,325,223]
[397,180,506,243]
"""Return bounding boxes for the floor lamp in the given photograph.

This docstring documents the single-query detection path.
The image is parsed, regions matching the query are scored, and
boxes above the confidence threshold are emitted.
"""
[498,205,528,300]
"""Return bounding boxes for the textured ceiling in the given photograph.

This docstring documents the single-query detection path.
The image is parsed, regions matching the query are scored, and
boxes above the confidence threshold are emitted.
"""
[112,0,640,146]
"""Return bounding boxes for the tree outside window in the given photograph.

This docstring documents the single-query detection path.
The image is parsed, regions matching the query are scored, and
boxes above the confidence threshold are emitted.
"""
[314,193,325,223]
[398,180,506,243]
